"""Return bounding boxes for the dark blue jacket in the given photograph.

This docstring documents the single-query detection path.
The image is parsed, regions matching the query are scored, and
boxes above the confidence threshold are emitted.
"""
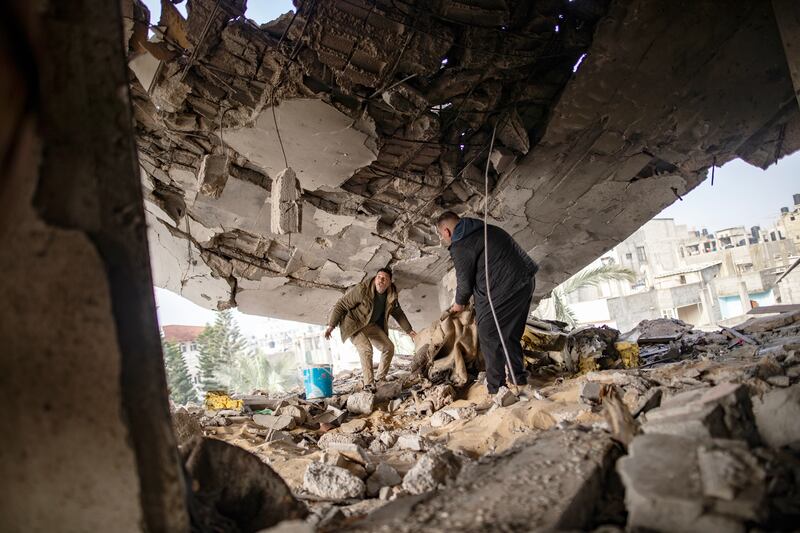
[449,218,538,319]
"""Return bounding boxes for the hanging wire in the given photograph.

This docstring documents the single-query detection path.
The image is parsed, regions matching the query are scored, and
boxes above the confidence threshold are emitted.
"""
[481,120,520,390]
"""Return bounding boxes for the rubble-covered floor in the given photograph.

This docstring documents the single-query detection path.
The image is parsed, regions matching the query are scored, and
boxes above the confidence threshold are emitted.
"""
[174,311,800,532]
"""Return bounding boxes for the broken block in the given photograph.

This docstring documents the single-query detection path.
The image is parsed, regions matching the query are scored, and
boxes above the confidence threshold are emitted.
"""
[618,434,765,531]
[430,410,455,428]
[402,445,463,495]
[197,154,230,199]
[347,392,375,415]
[339,419,367,434]
[396,433,428,452]
[317,432,364,450]
[366,463,402,497]
[270,166,302,235]
[494,386,518,408]
[303,462,365,500]
[641,382,759,445]
[253,414,295,431]
[751,384,800,448]
[375,380,403,401]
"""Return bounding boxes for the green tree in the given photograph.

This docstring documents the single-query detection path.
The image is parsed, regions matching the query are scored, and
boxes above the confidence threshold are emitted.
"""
[162,337,197,405]
[197,309,248,393]
[535,263,636,327]
[217,349,300,394]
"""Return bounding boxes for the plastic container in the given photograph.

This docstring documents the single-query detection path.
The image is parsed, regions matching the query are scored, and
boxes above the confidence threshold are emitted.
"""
[302,364,333,399]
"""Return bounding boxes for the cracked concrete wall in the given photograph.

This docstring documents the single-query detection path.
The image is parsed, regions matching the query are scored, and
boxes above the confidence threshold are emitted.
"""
[1,2,188,531]
[131,0,799,326]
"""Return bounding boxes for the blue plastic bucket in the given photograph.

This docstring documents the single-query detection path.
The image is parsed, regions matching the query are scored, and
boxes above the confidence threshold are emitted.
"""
[303,364,333,399]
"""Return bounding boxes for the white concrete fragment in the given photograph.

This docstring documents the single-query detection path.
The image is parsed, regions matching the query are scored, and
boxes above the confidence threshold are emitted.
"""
[347,392,375,415]
[270,166,302,234]
[303,462,365,500]
[494,386,518,407]
[430,411,454,428]
[253,414,295,431]
[366,463,402,497]
[198,154,230,199]
[752,384,800,448]
[402,445,463,495]
[396,434,427,452]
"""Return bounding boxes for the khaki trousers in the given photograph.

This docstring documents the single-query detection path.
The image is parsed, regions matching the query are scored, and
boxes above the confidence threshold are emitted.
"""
[350,324,395,386]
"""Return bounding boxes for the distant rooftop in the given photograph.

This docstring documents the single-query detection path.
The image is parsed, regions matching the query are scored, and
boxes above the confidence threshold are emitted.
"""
[162,325,206,343]
[654,261,722,279]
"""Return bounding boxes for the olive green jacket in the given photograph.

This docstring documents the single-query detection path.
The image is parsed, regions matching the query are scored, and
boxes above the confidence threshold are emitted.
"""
[328,277,413,341]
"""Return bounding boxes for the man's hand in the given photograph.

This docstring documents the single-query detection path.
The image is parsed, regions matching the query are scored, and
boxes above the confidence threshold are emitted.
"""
[449,303,465,314]
[324,326,334,340]
[409,330,418,341]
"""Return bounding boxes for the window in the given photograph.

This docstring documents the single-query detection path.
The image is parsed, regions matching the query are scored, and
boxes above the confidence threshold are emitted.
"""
[180,343,187,353]
[660,309,676,319]
[190,342,197,351]
[625,253,633,261]
[636,246,647,262]
[679,275,686,285]
[679,247,685,258]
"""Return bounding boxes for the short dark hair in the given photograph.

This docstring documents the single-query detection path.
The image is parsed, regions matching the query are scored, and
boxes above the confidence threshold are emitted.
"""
[435,211,460,228]
[377,267,393,279]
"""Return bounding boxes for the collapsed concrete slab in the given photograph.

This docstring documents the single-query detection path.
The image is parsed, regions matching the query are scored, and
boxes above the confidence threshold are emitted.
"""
[128,0,800,324]
[618,434,766,532]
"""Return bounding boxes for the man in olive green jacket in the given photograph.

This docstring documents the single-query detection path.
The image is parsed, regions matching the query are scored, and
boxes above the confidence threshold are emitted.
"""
[325,268,417,389]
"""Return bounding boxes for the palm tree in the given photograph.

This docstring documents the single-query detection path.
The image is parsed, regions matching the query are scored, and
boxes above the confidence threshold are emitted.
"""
[535,263,636,327]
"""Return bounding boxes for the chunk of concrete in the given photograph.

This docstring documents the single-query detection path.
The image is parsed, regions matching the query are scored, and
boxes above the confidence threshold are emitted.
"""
[766,375,790,387]
[347,392,375,415]
[325,442,370,466]
[270,166,302,235]
[303,462,365,500]
[396,433,428,452]
[442,406,477,421]
[339,418,367,434]
[697,444,765,502]
[276,405,307,425]
[618,434,762,532]
[317,431,364,450]
[253,414,296,431]
[366,463,402,497]
[197,154,230,199]
[494,386,518,407]
[641,383,759,445]
[751,384,800,448]
[402,445,463,495]
[579,381,603,405]
[430,410,454,428]
[375,380,403,401]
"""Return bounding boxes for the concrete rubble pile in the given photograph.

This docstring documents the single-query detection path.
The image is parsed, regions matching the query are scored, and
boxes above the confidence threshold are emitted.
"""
[169,310,800,531]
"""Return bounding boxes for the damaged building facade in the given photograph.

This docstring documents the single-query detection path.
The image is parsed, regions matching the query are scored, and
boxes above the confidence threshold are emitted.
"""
[4,0,800,531]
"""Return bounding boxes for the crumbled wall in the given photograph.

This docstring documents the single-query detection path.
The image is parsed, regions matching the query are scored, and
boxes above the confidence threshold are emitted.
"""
[1,2,188,530]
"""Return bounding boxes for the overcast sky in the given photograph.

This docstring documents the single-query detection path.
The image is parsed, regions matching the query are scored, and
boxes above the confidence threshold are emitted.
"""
[142,0,800,332]
[658,152,799,232]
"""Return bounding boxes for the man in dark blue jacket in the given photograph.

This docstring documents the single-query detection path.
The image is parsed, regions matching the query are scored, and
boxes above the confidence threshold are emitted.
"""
[435,211,539,394]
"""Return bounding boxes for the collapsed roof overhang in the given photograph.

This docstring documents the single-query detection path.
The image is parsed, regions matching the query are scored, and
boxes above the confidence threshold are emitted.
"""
[129,0,800,325]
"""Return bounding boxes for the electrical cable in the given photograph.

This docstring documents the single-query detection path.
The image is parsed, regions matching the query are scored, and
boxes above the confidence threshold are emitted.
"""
[482,120,519,390]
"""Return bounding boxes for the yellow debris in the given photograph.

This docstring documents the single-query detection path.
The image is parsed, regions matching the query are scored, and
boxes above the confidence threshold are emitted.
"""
[204,391,243,411]
[614,341,641,369]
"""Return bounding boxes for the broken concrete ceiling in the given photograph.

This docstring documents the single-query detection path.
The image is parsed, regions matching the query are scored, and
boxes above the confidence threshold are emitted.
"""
[128,0,800,325]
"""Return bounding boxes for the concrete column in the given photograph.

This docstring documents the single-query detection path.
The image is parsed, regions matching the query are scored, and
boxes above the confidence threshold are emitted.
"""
[738,281,752,314]
[0,2,188,531]
[699,289,716,326]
